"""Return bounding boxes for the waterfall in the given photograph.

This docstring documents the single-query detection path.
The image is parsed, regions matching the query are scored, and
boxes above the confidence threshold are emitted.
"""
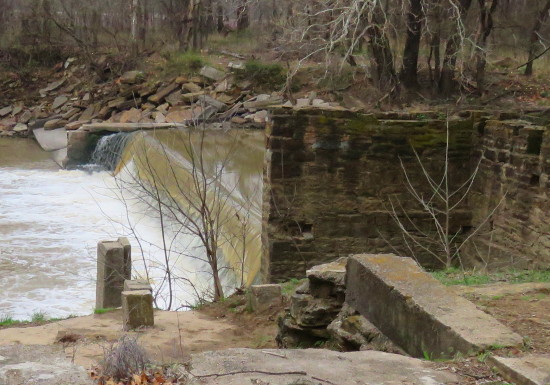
[113,129,265,306]
[90,132,133,171]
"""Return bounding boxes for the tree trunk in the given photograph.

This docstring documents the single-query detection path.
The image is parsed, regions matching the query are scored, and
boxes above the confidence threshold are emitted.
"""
[366,5,398,93]
[474,0,498,94]
[401,0,424,89]
[525,0,550,76]
[439,0,473,96]
[237,0,249,31]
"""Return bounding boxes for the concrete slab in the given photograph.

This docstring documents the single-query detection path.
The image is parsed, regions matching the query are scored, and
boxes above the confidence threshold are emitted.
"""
[188,348,459,385]
[346,254,524,358]
[0,345,92,385]
[489,354,550,385]
[33,127,67,151]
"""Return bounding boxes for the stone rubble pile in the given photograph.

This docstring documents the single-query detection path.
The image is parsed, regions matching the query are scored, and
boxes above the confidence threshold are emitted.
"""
[276,257,401,353]
[1,56,341,138]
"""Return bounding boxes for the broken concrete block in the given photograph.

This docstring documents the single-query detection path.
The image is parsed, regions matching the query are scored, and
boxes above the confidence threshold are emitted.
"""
[488,354,550,385]
[122,290,154,330]
[96,239,132,309]
[248,284,282,313]
[346,254,524,358]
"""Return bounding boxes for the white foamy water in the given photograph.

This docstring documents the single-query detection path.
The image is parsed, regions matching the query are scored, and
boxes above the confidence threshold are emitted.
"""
[0,165,130,320]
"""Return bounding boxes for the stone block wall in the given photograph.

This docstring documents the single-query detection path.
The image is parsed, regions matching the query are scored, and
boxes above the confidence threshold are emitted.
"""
[263,109,550,281]
[467,119,549,268]
[263,108,478,281]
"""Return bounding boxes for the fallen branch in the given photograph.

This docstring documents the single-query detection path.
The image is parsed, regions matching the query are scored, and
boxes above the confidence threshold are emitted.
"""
[516,45,550,70]
[194,370,307,379]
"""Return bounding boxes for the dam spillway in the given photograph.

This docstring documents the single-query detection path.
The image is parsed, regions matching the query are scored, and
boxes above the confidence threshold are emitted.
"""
[0,128,264,318]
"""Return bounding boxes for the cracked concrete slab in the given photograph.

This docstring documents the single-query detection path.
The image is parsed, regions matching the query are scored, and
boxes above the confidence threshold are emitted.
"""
[0,345,92,385]
[188,348,459,384]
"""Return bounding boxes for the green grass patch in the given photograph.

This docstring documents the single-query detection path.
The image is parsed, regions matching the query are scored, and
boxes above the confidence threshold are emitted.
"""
[234,60,286,91]
[94,307,117,315]
[0,315,21,327]
[31,311,47,322]
[281,278,306,296]
[431,267,550,286]
[163,51,209,77]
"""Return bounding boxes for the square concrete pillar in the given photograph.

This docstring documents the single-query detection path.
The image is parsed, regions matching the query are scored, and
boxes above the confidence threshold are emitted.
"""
[248,284,282,313]
[122,290,154,330]
[96,238,132,309]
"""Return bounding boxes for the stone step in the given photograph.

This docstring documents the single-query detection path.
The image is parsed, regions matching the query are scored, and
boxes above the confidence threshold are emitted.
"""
[345,254,524,358]
[489,354,550,385]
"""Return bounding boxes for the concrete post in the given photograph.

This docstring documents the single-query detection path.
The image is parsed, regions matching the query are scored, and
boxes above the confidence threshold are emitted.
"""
[96,238,132,309]
[122,290,154,330]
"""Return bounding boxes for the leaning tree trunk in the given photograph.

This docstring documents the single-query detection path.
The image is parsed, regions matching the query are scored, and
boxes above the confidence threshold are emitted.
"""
[439,0,473,96]
[401,0,424,89]
[474,0,499,94]
[525,0,550,76]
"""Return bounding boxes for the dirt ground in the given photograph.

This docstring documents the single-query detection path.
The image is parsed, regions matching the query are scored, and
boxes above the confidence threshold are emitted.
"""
[0,293,278,369]
[459,283,550,355]
[0,282,548,385]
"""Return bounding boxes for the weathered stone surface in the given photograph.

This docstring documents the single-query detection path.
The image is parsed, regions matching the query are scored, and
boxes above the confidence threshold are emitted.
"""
[122,290,154,330]
[488,354,550,385]
[199,66,225,82]
[327,303,403,353]
[96,239,131,309]
[276,316,330,348]
[44,118,68,130]
[19,110,32,123]
[12,123,27,132]
[187,348,459,385]
[52,95,68,110]
[197,95,226,111]
[124,279,152,292]
[119,108,142,123]
[165,91,183,106]
[243,95,283,109]
[290,293,341,327]
[0,345,92,385]
[120,70,145,84]
[346,254,524,358]
[148,83,179,104]
[33,127,68,152]
[182,83,202,93]
[306,257,346,299]
[181,91,204,102]
[247,284,282,313]
[79,103,98,121]
[39,79,65,96]
[0,106,13,117]
[165,107,193,123]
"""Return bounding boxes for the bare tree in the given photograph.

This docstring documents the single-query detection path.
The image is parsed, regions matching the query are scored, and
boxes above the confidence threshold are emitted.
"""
[107,126,262,306]
[525,0,550,76]
[386,121,504,268]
